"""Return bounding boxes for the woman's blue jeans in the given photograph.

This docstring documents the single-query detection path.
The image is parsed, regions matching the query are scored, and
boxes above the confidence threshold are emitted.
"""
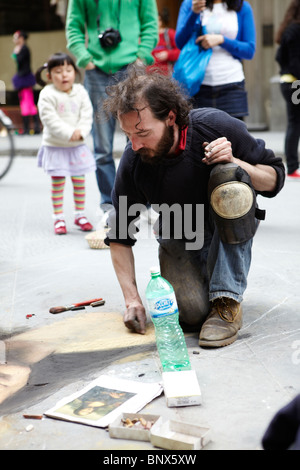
[84,67,127,209]
[158,220,253,327]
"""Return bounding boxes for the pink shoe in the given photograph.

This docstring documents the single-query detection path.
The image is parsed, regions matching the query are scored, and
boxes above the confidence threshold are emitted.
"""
[287,169,300,179]
[54,219,67,235]
[74,216,93,232]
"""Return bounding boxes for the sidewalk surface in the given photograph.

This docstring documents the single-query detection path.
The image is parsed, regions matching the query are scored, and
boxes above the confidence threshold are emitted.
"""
[0,128,299,451]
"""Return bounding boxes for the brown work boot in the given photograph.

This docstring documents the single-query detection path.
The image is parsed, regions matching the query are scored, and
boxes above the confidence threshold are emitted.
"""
[199,297,242,348]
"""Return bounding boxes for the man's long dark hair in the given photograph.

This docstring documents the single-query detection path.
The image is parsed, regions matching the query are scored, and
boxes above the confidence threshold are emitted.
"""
[104,64,192,130]
[206,0,244,11]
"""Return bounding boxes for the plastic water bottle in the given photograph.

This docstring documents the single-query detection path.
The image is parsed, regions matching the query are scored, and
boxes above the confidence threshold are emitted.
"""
[146,267,191,372]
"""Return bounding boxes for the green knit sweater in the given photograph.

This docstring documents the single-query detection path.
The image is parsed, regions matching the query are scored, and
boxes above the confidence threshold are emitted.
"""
[66,0,158,74]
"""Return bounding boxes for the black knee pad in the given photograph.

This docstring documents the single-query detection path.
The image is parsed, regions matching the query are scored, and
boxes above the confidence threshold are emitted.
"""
[208,163,265,244]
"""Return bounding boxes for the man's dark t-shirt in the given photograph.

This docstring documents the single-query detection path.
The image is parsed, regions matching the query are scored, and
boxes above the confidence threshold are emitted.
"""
[106,108,285,247]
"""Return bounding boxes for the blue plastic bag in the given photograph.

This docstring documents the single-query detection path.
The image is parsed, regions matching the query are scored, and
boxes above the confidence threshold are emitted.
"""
[173,27,212,97]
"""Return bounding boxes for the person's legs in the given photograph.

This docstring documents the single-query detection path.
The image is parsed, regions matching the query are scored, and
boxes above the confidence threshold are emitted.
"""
[207,227,253,305]
[71,175,93,231]
[51,176,67,235]
[21,115,30,135]
[32,113,40,134]
[198,160,255,347]
[198,226,252,347]
[84,68,117,209]
[158,216,252,340]
[71,175,85,213]
[281,82,300,175]
[18,88,38,134]
[51,176,65,216]
[158,160,255,346]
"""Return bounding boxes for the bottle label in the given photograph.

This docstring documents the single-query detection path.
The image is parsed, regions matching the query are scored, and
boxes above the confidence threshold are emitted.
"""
[149,293,179,318]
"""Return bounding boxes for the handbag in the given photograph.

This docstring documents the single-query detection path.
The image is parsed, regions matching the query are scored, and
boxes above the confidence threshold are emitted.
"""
[173,26,212,97]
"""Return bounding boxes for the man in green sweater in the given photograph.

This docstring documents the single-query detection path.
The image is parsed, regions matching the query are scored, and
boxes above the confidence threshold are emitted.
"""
[66,0,158,221]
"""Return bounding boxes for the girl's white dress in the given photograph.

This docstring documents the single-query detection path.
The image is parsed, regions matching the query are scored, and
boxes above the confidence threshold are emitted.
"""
[37,83,96,176]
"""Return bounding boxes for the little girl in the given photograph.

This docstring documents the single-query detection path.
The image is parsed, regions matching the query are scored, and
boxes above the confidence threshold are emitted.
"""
[36,52,95,235]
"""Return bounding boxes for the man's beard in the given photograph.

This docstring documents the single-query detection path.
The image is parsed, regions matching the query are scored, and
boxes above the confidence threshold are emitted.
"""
[138,125,175,165]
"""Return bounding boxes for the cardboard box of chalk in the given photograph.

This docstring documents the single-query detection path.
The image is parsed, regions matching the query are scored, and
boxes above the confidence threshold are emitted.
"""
[108,413,162,441]
[150,419,211,451]
[162,370,202,407]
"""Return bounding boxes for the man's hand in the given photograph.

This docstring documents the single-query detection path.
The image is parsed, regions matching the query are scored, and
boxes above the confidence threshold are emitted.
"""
[124,301,146,335]
[109,243,147,335]
[85,62,96,70]
[202,137,234,165]
[192,0,206,14]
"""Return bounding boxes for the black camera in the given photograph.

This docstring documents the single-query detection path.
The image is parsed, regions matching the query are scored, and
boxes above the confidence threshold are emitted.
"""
[99,28,122,48]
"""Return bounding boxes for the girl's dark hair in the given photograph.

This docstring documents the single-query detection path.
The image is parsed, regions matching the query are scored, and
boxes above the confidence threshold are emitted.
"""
[206,0,243,11]
[103,64,192,130]
[35,52,80,87]
[275,0,300,44]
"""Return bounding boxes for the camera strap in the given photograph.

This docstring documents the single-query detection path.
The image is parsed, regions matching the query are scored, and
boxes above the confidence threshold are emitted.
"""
[95,0,121,33]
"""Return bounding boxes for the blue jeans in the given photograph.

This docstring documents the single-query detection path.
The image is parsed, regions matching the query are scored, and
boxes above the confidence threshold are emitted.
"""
[158,220,253,327]
[192,80,248,118]
[84,67,127,209]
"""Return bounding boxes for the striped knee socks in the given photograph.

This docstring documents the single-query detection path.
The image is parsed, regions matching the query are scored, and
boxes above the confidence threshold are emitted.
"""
[51,176,65,217]
[71,175,85,214]
[51,175,89,232]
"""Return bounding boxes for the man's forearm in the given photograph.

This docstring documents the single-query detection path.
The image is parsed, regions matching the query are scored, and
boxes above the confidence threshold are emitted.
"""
[203,137,279,193]
[109,243,142,306]
[233,158,277,193]
[110,243,146,334]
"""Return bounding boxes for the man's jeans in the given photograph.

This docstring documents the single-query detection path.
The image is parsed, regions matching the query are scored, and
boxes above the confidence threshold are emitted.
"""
[158,221,253,328]
[84,67,127,209]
